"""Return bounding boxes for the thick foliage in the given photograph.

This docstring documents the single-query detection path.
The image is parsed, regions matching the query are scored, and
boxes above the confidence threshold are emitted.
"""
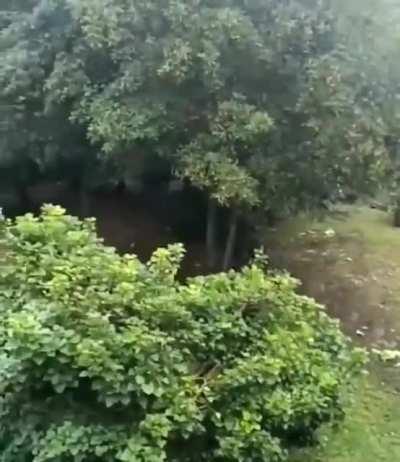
[177,101,273,209]
[0,206,364,461]
[0,0,391,215]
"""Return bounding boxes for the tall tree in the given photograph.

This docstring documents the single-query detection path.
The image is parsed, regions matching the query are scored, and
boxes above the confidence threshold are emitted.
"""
[0,0,391,253]
[178,101,273,268]
[70,0,342,265]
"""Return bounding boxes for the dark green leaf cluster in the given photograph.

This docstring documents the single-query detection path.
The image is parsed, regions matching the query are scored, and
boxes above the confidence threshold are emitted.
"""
[0,206,364,461]
[0,0,394,214]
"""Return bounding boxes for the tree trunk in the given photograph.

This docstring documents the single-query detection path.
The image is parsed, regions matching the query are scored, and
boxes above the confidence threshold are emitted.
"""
[394,205,400,228]
[206,199,218,268]
[16,183,31,212]
[223,209,239,271]
[79,185,91,218]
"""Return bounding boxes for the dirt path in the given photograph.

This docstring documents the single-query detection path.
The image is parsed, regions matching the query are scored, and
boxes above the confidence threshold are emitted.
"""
[266,205,400,348]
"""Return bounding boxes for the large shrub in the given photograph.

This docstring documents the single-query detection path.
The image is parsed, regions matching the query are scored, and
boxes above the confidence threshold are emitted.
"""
[0,206,363,461]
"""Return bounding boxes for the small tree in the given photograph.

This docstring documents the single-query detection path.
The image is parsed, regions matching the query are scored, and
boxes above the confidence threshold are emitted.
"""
[178,100,273,269]
[0,205,364,461]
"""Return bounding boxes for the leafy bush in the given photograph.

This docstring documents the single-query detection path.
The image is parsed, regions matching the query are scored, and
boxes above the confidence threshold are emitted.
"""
[0,206,364,461]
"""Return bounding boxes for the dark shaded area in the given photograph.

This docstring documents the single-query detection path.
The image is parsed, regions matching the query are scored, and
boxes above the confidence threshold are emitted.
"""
[0,181,256,277]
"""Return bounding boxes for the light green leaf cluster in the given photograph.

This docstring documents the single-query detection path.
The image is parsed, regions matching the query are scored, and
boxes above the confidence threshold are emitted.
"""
[80,97,170,154]
[178,146,260,207]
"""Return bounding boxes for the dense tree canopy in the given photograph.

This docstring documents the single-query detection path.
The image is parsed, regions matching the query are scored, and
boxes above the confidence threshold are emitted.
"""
[0,0,397,258]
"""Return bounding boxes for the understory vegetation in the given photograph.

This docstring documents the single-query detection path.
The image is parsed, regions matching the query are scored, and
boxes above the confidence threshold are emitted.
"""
[0,206,364,461]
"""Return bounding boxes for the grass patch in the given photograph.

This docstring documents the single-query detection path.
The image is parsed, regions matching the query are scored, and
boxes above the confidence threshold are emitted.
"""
[266,205,400,346]
[292,371,400,462]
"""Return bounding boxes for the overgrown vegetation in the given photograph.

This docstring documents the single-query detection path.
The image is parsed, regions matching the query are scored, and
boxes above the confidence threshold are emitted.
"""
[0,206,364,461]
[1,1,400,459]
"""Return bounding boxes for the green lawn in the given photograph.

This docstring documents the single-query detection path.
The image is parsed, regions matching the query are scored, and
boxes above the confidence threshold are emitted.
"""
[267,205,400,461]
[292,372,400,462]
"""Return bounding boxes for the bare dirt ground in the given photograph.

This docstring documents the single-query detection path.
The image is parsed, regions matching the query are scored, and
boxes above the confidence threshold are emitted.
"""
[266,205,400,348]
[271,205,400,462]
